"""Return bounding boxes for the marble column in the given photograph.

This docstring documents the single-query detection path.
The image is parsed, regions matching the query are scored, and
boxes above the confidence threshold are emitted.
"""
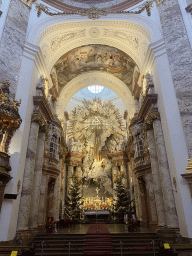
[120,165,128,188]
[67,165,74,195]
[76,166,83,197]
[153,119,179,228]
[62,163,67,218]
[127,163,132,198]
[112,166,118,198]
[53,174,60,220]
[145,172,158,227]
[28,131,45,229]
[133,173,142,221]
[17,121,39,230]
[37,174,47,227]
[147,129,166,227]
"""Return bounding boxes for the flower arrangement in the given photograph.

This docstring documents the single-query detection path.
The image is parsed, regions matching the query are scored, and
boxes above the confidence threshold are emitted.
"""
[85,203,96,209]
[100,203,110,209]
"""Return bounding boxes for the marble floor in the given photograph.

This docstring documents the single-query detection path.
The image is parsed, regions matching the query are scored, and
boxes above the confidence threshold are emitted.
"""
[53,224,152,234]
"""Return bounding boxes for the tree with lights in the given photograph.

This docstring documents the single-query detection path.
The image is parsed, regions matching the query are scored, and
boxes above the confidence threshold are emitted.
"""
[65,174,83,222]
[113,174,132,223]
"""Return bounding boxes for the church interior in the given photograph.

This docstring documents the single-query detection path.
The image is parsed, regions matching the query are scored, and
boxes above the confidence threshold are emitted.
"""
[0,0,192,254]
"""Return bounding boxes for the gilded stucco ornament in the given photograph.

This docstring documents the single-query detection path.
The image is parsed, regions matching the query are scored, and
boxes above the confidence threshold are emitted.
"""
[185,4,192,15]
[20,0,37,7]
[35,1,153,19]
[77,7,110,19]
[0,80,22,153]
[154,0,165,5]
[0,80,22,204]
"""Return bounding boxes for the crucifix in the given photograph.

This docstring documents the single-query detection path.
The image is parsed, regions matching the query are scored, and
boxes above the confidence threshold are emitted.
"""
[96,187,100,197]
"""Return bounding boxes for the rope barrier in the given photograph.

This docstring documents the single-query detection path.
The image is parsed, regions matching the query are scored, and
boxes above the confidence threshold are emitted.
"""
[122,240,158,253]
[34,236,159,255]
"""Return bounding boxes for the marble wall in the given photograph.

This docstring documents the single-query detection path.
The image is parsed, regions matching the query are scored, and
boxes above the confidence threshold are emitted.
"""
[0,0,30,98]
[157,0,192,158]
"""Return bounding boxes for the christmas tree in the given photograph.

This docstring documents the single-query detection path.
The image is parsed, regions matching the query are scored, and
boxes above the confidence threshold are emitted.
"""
[113,174,132,223]
[65,174,83,222]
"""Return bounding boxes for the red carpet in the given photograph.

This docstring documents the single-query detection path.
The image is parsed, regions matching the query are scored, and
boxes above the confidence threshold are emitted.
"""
[84,222,113,255]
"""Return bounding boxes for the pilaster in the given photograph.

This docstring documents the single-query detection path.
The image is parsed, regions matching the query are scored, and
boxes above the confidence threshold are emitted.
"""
[145,172,158,230]
[37,174,47,228]
[156,0,192,159]
[153,119,179,229]
[67,165,74,195]
[147,129,166,227]
[112,166,118,199]
[120,165,128,188]
[76,166,83,197]
[28,131,45,229]
[17,120,39,230]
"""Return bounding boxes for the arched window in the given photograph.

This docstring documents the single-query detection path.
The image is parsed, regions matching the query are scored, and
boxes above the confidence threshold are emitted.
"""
[88,85,104,93]
[49,135,57,159]
[135,134,143,157]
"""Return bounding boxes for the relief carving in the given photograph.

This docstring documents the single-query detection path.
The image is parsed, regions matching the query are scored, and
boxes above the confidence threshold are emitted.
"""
[50,30,86,52]
[103,29,140,50]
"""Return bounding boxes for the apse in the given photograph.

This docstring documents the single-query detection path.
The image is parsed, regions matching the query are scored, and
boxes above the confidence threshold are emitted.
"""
[65,88,127,209]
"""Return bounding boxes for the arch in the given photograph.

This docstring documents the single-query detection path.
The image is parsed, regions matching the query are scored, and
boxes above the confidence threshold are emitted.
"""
[56,71,136,119]
[27,16,163,73]
[25,15,163,120]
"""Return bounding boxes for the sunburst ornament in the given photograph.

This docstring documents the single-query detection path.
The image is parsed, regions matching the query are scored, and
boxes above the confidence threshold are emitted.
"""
[67,98,125,158]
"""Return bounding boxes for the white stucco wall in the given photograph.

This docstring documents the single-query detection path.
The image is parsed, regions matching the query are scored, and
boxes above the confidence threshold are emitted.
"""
[0,43,41,241]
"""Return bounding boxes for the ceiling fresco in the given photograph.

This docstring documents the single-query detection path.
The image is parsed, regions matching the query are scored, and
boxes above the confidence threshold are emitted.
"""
[51,44,139,94]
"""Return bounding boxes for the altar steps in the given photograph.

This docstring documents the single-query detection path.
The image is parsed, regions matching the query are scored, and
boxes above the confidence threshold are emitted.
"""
[32,232,161,256]
[111,232,160,255]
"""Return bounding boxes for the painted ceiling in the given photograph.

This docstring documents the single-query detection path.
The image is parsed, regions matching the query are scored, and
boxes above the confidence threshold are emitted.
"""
[51,44,139,93]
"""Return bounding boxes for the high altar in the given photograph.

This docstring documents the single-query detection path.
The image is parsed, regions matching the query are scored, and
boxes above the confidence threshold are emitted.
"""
[65,98,129,212]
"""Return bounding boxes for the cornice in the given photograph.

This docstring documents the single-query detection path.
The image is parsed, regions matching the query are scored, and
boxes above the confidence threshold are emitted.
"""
[129,91,159,129]
[181,173,192,183]
[42,164,60,178]
[66,152,84,158]
[33,95,53,122]
[138,93,158,119]
[133,162,151,177]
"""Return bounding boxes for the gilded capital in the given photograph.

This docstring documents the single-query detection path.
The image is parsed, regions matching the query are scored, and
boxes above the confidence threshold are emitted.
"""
[31,113,46,127]
[20,0,37,7]
[186,159,192,173]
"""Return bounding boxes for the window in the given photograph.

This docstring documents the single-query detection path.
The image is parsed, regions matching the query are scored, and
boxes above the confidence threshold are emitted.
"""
[50,135,57,159]
[135,134,144,157]
[88,85,104,93]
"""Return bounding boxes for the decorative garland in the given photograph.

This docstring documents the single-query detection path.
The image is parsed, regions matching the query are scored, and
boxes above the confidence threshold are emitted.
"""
[35,1,153,19]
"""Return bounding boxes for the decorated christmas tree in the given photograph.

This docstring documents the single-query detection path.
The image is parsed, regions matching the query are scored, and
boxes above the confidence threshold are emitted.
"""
[113,174,132,223]
[65,174,83,222]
